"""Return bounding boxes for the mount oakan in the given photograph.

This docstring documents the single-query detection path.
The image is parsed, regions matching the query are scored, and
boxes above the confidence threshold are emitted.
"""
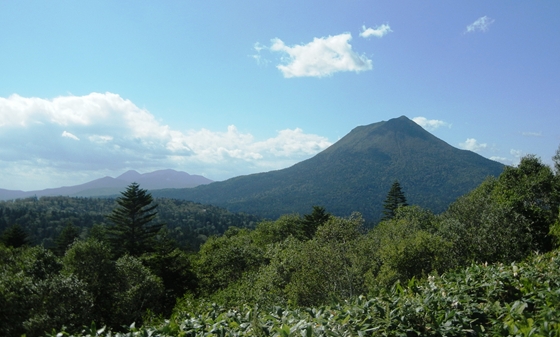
[153,116,505,222]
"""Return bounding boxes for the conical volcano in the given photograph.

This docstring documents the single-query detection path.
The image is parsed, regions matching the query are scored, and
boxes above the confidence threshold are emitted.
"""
[153,116,504,221]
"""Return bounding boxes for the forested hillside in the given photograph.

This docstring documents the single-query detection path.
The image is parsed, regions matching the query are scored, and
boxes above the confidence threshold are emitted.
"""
[1,152,559,336]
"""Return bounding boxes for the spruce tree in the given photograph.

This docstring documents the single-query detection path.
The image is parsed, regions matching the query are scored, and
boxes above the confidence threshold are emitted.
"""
[301,206,331,239]
[107,183,163,257]
[0,224,29,248]
[382,180,408,221]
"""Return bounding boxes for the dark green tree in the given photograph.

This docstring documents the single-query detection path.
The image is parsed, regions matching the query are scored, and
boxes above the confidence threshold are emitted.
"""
[54,222,81,256]
[0,224,29,248]
[301,206,332,239]
[107,183,163,257]
[492,155,559,252]
[382,180,408,221]
[553,144,560,174]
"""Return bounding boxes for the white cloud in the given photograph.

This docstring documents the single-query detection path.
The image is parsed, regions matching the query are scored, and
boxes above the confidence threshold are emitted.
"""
[89,135,113,143]
[269,33,372,78]
[62,131,79,140]
[459,138,488,152]
[490,156,509,164]
[360,24,392,38]
[412,117,451,131]
[0,93,332,190]
[465,16,495,33]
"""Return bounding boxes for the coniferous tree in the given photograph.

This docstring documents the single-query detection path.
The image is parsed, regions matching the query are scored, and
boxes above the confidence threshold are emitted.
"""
[54,222,81,256]
[301,206,331,239]
[107,183,163,257]
[0,224,29,248]
[382,180,408,221]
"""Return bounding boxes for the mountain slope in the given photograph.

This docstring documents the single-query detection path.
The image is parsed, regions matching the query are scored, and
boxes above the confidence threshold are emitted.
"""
[153,116,505,221]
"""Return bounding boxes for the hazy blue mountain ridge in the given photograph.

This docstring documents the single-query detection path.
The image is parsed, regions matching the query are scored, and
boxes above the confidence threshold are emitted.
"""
[0,169,213,200]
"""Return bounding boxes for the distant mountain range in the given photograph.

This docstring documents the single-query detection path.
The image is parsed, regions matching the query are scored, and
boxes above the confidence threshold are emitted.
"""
[152,116,505,222]
[0,169,213,200]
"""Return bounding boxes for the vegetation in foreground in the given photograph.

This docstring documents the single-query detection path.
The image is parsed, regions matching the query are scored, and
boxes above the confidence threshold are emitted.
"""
[0,150,559,336]
[51,248,560,336]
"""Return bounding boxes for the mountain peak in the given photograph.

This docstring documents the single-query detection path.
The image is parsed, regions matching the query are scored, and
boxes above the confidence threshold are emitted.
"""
[321,116,436,156]
[154,116,504,221]
[117,170,142,181]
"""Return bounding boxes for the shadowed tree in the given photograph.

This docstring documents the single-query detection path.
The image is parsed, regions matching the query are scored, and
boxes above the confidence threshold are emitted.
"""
[54,222,81,256]
[382,180,408,221]
[0,224,29,248]
[107,183,163,257]
[301,206,332,239]
[553,144,560,175]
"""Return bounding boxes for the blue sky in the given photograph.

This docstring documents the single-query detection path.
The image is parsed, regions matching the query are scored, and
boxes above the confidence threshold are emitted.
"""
[1,1,559,190]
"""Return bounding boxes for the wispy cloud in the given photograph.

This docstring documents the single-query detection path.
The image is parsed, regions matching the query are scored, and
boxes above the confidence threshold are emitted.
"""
[0,93,332,190]
[62,131,79,141]
[522,131,542,137]
[459,138,488,152]
[510,149,525,160]
[266,33,373,78]
[465,16,495,33]
[359,24,392,38]
[412,117,451,131]
[490,156,509,164]
[251,42,270,66]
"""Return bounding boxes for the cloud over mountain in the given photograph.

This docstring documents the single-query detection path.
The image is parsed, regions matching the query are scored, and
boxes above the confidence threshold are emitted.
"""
[412,117,450,131]
[459,138,488,152]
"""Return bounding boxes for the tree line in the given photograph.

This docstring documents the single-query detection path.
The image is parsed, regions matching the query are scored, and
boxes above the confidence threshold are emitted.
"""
[0,194,260,251]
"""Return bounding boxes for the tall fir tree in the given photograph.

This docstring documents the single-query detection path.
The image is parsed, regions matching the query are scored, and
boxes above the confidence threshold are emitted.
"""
[107,183,163,257]
[382,180,408,221]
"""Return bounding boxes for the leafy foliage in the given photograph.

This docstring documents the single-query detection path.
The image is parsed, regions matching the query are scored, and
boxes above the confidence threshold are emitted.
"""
[195,227,265,294]
[492,155,559,252]
[50,248,560,337]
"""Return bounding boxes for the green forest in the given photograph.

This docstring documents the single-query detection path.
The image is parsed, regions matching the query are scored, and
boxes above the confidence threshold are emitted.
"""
[1,152,560,336]
[0,195,260,251]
